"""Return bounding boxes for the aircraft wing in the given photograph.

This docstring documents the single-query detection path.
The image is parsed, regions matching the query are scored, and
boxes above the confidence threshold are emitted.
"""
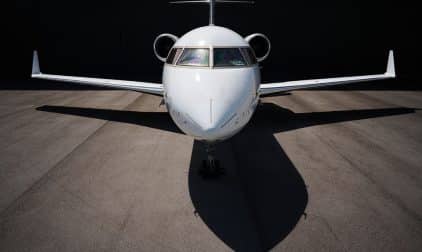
[259,50,396,95]
[31,51,164,96]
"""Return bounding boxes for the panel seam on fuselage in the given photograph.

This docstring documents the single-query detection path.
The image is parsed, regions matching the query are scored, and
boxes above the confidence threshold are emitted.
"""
[210,98,213,124]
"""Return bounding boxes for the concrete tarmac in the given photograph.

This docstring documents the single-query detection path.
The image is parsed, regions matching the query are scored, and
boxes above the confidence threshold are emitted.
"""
[0,87,421,251]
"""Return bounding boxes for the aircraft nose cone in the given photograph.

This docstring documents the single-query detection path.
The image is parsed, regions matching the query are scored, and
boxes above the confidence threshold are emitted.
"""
[191,97,243,141]
[165,67,259,141]
[168,89,255,142]
[197,98,221,131]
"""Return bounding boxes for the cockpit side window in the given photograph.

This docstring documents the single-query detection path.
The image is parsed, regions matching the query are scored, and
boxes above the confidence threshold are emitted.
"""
[177,48,210,67]
[241,48,258,65]
[166,48,177,64]
[214,48,247,67]
[166,48,183,65]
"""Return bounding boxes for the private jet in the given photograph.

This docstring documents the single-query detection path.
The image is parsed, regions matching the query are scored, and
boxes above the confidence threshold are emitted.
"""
[31,0,396,174]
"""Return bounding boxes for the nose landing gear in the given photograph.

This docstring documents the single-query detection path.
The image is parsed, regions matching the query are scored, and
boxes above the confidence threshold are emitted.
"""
[199,144,224,178]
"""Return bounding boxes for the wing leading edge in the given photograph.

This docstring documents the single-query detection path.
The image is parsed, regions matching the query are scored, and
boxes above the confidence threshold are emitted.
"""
[31,51,164,96]
[259,50,396,95]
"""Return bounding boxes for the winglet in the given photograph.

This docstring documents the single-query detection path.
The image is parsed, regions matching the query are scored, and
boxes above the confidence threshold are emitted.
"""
[385,50,395,78]
[32,50,41,76]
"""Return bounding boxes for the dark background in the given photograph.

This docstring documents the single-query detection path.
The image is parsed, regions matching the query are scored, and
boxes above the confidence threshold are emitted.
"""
[4,0,420,89]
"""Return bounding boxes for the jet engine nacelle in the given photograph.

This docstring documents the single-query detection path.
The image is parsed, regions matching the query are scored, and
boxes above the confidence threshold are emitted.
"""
[245,33,271,62]
[153,33,179,62]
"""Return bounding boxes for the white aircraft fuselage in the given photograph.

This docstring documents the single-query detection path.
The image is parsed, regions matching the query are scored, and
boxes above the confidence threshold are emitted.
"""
[165,65,260,142]
[163,26,261,142]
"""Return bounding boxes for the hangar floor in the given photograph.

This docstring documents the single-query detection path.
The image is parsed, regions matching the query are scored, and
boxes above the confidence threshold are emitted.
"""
[0,87,421,251]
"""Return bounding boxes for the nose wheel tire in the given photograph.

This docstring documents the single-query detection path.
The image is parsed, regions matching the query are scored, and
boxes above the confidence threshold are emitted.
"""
[199,144,224,178]
[200,159,224,178]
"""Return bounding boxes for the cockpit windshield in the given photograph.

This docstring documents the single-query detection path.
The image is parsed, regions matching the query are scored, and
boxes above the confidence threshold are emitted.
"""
[177,48,210,67]
[214,48,247,67]
[168,47,257,68]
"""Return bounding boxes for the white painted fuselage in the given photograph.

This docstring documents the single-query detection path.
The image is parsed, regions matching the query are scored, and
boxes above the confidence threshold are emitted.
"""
[161,26,261,142]
[164,65,260,142]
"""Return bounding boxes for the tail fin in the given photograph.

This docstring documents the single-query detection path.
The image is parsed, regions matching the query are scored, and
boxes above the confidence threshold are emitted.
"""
[170,0,254,25]
[386,50,396,77]
[32,51,41,76]
[169,0,254,3]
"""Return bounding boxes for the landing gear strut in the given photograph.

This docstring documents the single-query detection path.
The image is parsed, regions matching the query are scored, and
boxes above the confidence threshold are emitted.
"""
[199,144,224,178]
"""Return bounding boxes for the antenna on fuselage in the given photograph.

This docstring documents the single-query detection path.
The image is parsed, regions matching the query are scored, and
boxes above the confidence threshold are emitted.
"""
[169,0,254,26]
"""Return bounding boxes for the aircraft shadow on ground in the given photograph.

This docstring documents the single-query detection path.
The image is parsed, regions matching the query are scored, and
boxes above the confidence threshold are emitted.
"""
[36,103,417,251]
[37,105,182,134]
